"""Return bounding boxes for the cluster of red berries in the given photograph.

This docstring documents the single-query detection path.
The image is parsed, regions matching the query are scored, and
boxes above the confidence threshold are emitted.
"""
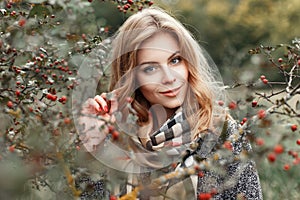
[240,117,247,125]
[115,0,154,13]
[45,93,68,104]
[267,144,284,163]
[30,56,76,88]
[260,75,268,84]
[58,96,67,104]
[46,93,58,101]
[288,150,300,166]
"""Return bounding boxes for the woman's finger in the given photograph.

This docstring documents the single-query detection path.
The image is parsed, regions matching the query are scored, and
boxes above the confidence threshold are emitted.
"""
[94,94,109,113]
[81,98,101,114]
[96,90,120,114]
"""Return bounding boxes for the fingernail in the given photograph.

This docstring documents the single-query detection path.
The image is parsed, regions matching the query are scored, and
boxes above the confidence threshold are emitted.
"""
[104,106,108,113]
[97,107,102,112]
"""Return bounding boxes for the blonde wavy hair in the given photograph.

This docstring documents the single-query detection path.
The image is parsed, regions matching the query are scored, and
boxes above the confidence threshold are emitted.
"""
[108,7,225,138]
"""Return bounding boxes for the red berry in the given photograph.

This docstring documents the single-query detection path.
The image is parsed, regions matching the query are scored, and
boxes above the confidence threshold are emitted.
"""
[255,138,265,146]
[262,78,268,84]
[198,171,204,177]
[46,93,57,101]
[288,150,298,158]
[8,145,15,153]
[278,58,283,63]
[7,101,13,108]
[193,165,200,171]
[109,195,118,200]
[148,1,154,6]
[217,100,224,106]
[15,90,21,96]
[291,124,297,132]
[242,117,247,122]
[198,193,212,200]
[228,101,237,110]
[127,0,133,4]
[257,109,266,119]
[112,131,119,140]
[296,139,300,145]
[252,100,258,107]
[28,107,33,112]
[18,18,26,27]
[267,153,276,163]
[108,125,115,133]
[293,158,300,165]
[273,144,284,154]
[223,141,233,150]
[58,96,67,103]
[6,3,12,9]
[88,0,93,2]
[64,117,71,124]
[260,75,266,80]
[10,10,16,16]
[283,164,290,171]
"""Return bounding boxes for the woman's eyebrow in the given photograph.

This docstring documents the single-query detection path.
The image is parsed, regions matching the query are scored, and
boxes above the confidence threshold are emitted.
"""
[168,51,180,60]
[138,61,158,66]
[138,51,180,66]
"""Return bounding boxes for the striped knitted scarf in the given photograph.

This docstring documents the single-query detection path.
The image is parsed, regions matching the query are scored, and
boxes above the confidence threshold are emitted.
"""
[139,108,192,152]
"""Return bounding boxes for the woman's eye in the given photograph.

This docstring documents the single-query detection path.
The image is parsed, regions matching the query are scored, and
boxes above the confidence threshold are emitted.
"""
[143,65,158,73]
[170,57,182,65]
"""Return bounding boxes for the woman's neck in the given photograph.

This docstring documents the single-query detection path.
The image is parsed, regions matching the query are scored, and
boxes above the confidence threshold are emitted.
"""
[150,105,178,129]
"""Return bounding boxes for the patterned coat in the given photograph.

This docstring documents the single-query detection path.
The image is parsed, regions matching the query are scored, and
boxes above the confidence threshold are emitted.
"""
[77,115,263,200]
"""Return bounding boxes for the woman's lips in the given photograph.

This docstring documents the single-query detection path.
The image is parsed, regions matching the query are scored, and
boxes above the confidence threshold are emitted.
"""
[159,86,181,97]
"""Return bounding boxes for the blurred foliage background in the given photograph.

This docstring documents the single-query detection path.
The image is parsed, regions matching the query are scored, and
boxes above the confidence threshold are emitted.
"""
[0,0,300,199]
[155,0,300,85]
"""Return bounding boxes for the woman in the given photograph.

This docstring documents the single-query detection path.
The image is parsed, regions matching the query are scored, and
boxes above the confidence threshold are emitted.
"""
[77,7,262,200]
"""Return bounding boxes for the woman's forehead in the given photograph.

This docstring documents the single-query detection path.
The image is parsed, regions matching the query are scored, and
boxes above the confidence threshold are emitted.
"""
[138,32,179,52]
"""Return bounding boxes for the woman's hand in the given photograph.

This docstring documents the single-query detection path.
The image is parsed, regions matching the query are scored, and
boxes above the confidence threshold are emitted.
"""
[78,91,118,152]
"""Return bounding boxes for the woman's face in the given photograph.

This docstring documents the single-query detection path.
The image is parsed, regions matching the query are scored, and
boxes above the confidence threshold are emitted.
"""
[136,32,189,110]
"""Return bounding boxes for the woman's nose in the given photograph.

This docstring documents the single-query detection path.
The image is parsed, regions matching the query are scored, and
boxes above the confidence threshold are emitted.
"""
[161,67,176,84]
